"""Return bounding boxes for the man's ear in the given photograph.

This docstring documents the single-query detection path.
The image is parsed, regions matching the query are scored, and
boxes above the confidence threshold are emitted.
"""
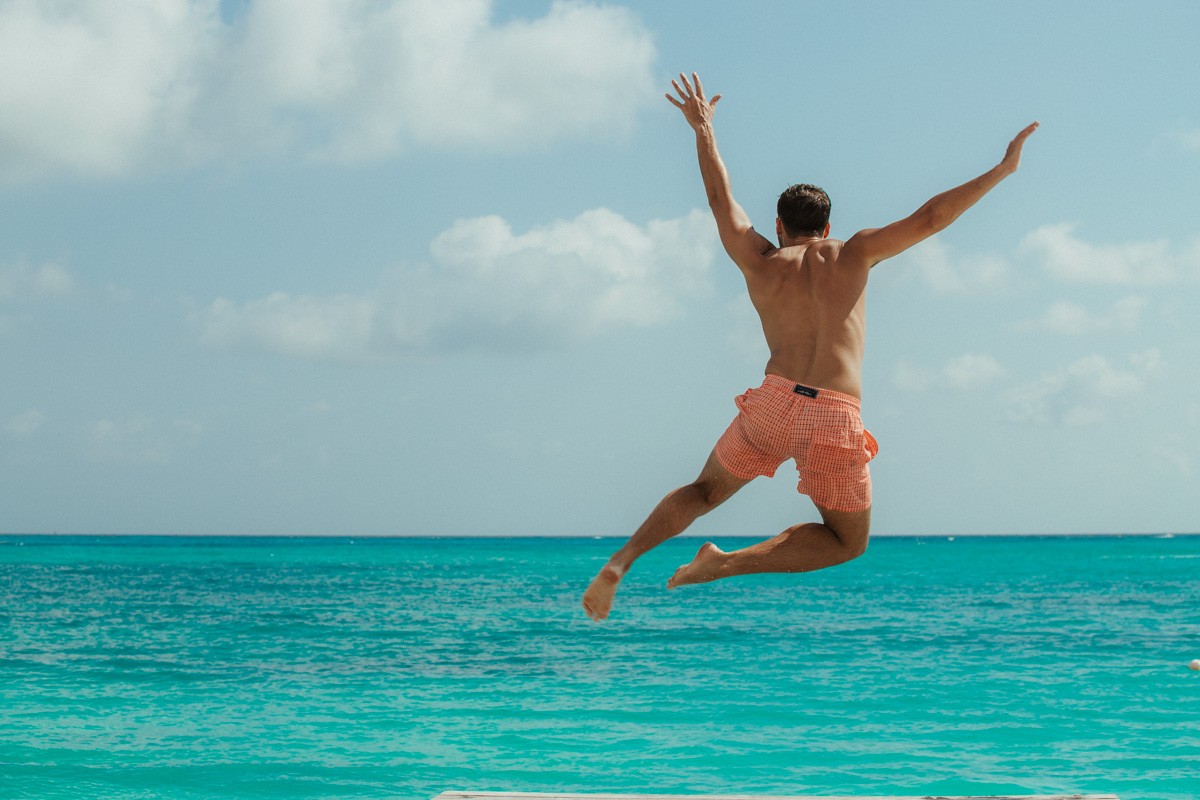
[776,218,785,242]
[822,222,831,239]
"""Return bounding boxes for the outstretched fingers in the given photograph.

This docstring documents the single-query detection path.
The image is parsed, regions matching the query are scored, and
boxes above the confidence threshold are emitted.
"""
[665,71,721,112]
[1002,120,1040,172]
[665,75,690,107]
[667,76,693,105]
[1014,120,1040,143]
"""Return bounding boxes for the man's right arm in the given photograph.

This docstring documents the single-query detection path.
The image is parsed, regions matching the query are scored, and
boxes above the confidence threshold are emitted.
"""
[667,72,776,271]
[843,122,1039,269]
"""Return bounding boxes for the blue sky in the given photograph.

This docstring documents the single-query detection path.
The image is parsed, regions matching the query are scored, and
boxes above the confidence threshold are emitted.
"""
[2,0,1197,536]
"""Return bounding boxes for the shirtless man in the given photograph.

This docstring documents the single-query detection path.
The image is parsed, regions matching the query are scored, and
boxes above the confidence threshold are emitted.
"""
[582,72,1037,621]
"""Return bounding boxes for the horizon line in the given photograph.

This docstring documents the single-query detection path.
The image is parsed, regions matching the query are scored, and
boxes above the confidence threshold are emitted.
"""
[2,531,1197,540]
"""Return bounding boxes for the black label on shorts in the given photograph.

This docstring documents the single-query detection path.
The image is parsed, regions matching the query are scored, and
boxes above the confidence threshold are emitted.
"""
[793,384,819,398]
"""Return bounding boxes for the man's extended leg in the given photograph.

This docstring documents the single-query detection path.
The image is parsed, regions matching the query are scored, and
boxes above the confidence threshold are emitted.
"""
[666,503,870,588]
[582,449,750,621]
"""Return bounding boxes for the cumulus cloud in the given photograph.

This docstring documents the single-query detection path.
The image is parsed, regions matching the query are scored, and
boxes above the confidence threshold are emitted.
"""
[893,353,1006,393]
[5,410,45,438]
[1006,350,1163,426]
[0,0,657,181]
[1023,295,1148,335]
[203,292,378,361]
[1151,447,1191,479]
[893,238,1010,295]
[1172,128,1200,152]
[0,0,214,181]
[725,296,768,365]
[200,208,717,360]
[942,353,1006,391]
[892,361,932,393]
[87,416,203,464]
[0,261,76,299]
[1019,224,1194,284]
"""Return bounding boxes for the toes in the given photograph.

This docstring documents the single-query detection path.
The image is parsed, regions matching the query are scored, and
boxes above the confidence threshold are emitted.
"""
[582,597,607,621]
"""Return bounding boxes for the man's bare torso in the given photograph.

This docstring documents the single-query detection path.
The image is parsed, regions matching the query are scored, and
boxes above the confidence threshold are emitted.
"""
[742,237,870,399]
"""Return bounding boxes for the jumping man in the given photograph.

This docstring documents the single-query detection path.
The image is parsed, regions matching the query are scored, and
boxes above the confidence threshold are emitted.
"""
[582,72,1037,621]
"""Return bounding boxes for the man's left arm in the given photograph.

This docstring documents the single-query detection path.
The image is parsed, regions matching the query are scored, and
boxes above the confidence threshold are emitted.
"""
[667,73,775,271]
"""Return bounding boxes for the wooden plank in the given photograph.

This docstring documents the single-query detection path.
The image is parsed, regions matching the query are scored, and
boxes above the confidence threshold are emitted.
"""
[435,792,1120,800]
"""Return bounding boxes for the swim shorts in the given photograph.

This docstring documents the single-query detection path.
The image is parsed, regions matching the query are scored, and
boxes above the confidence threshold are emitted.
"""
[714,374,879,513]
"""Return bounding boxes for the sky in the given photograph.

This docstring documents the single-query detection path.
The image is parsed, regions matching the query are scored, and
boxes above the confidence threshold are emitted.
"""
[1,0,1198,537]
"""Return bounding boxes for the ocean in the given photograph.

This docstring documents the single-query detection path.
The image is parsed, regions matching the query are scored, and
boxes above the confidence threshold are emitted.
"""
[1,534,1197,800]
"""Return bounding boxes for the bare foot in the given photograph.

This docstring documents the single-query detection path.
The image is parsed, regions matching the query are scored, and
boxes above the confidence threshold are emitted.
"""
[667,542,726,588]
[582,562,625,621]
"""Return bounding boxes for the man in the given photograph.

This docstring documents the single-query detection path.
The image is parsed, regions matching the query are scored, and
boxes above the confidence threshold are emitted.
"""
[582,72,1037,621]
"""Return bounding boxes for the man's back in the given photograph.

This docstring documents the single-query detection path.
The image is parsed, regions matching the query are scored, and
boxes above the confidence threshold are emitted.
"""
[741,238,871,399]
[663,71,1035,398]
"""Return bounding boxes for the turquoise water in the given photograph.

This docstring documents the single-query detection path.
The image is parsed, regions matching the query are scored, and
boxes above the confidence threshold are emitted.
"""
[2,534,1198,800]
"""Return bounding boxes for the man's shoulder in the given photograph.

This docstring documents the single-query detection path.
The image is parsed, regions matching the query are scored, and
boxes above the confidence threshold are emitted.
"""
[817,236,872,271]
[800,238,847,263]
[765,239,844,259]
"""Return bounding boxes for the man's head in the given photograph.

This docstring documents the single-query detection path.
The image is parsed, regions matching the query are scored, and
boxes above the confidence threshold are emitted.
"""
[776,183,831,242]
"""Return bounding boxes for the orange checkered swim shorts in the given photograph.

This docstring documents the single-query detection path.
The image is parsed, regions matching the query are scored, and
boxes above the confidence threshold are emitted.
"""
[714,374,879,513]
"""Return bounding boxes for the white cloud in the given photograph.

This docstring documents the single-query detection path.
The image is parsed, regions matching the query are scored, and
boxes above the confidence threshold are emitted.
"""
[891,237,1010,295]
[200,208,717,360]
[203,292,378,361]
[1019,223,1191,284]
[0,0,656,181]
[1150,445,1191,479]
[5,410,45,438]
[1007,350,1162,426]
[1024,295,1148,335]
[0,0,214,181]
[0,262,76,299]
[893,353,1005,393]
[892,361,932,393]
[942,353,1006,391]
[1172,128,1200,152]
[87,417,203,464]
[726,296,767,365]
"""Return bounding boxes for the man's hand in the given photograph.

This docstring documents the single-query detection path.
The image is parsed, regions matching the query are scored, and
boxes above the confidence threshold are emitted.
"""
[666,72,721,131]
[844,121,1041,269]
[999,121,1040,175]
[666,71,775,268]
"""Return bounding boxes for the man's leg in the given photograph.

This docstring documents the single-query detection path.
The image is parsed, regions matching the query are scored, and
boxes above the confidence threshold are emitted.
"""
[582,449,751,621]
[666,503,870,588]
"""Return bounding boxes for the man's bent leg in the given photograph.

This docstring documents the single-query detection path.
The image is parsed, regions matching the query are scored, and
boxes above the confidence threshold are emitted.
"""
[582,450,751,621]
[667,503,870,588]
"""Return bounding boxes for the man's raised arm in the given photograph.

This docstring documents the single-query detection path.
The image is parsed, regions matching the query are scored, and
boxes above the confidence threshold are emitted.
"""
[666,73,775,268]
[843,122,1040,269]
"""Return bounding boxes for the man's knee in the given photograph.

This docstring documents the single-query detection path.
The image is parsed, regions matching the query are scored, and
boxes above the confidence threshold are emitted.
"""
[842,529,869,560]
[688,454,749,513]
[818,505,871,560]
[688,479,726,512]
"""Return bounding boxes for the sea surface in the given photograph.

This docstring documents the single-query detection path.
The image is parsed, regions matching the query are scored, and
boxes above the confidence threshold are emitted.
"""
[1,534,1197,800]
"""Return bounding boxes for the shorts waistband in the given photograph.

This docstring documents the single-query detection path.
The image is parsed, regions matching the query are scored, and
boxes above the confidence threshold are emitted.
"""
[761,374,861,407]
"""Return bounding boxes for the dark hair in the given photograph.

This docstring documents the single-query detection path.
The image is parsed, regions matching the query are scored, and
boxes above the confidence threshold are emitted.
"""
[777,184,831,237]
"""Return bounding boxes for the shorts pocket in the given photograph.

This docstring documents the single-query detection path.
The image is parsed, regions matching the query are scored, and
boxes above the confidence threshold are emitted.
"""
[809,411,870,472]
[863,429,879,461]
